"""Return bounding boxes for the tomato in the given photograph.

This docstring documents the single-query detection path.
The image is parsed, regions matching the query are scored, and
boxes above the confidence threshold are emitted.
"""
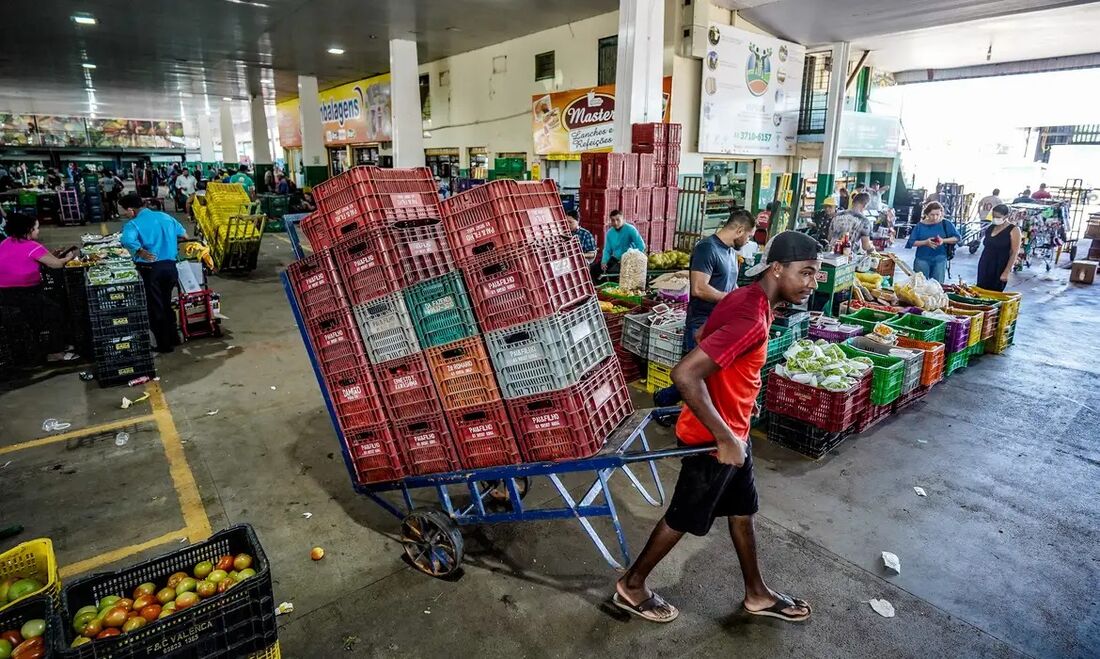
[162,601,176,612]
[132,582,157,599]
[236,568,256,581]
[70,636,92,648]
[0,638,11,659]
[10,636,44,659]
[174,592,199,610]
[176,577,197,594]
[72,610,97,634]
[139,604,162,621]
[97,596,121,612]
[232,554,253,571]
[157,607,173,620]
[95,628,121,639]
[193,561,213,579]
[115,598,134,612]
[16,622,42,643]
[207,570,228,584]
[0,578,15,603]
[215,555,234,572]
[132,595,157,611]
[102,608,128,629]
[81,618,103,638]
[0,632,21,648]
[155,587,176,605]
[216,578,233,594]
[6,579,42,604]
[166,572,188,589]
[121,616,147,633]
[195,580,216,598]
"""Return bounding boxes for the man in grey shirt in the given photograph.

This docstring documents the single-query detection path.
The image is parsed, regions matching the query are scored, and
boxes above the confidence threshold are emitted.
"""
[684,210,756,352]
[828,192,875,253]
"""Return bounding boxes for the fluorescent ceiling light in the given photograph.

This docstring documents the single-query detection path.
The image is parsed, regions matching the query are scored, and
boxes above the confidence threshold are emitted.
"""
[327,47,345,55]
[82,63,96,69]
[222,97,233,101]
[72,15,97,25]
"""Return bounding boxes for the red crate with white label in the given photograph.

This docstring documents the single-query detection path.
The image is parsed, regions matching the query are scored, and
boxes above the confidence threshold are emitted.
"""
[637,153,657,188]
[634,187,652,222]
[306,308,368,377]
[371,352,440,422]
[314,166,443,238]
[425,337,501,411]
[580,152,627,188]
[324,365,386,432]
[332,229,403,305]
[504,357,633,462]
[287,249,346,322]
[460,236,595,332]
[345,424,407,484]
[392,414,458,475]
[441,179,570,261]
[300,211,334,250]
[579,187,619,227]
[650,187,667,222]
[386,219,455,287]
[619,188,637,221]
[445,401,522,469]
[665,185,680,221]
[621,154,639,188]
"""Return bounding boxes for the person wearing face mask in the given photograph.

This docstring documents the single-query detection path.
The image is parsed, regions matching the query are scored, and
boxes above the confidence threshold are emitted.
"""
[976,204,1022,291]
[905,201,960,283]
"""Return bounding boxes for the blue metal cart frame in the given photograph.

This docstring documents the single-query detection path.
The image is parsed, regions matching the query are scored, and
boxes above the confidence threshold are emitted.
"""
[280,215,705,575]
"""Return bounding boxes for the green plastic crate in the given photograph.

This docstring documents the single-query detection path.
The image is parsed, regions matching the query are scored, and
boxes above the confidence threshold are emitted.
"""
[945,348,970,375]
[815,261,856,294]
[885,313,947,343]
[839,308,899,334]
[404,272,478,349]
[597,281,646,306]
[838,343,905,405]
[765,324,795,370]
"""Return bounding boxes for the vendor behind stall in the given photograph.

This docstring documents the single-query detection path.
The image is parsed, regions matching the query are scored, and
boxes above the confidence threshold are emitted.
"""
[0,213,78,362]
[599,209,645,276]
[119,193,191,354]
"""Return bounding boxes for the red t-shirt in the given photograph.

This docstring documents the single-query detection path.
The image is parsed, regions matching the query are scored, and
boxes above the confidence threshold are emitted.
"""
[676,283,772,445]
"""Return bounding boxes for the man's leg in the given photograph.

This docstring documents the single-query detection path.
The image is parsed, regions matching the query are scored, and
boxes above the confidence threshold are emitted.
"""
[154,262,179,351]
[727,515,810,619]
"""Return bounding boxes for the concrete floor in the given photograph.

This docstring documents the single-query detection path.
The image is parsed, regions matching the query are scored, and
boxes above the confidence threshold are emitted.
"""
[1,220,1097,658]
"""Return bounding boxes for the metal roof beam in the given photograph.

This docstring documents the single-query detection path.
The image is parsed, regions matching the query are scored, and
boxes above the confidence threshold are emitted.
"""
[893,52,1100,84]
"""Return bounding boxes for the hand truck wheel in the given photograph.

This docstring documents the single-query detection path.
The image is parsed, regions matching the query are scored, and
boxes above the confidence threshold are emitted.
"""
[400,509,463,577]
[475,477,530,511]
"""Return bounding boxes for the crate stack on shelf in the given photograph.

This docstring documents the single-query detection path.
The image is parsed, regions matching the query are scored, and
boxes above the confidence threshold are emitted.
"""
[631,122,682,252]
[85,263,156,388]
[445,178,633,463]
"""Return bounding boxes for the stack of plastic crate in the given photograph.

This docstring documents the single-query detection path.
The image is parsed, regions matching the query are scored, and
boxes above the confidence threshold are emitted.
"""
[444,179,633,463]
[85,268,156,388]
[199,182,265,272]
[81,173,104,223]
[630,123,682,251]
[578,152,630,252]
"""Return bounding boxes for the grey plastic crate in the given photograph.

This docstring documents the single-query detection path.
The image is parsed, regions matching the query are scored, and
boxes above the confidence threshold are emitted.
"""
[849,336,923,395]
[646,319,685,367]
[621,311,651,357]
[485,297,613,399]
[352,292,421,364]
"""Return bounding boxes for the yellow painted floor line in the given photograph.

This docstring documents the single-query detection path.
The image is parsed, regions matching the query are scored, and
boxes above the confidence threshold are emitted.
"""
[147,381,212,542]
[274,233,311,252]
[0,414,156,456]
[60,528,186,578]
[99,222,108,236]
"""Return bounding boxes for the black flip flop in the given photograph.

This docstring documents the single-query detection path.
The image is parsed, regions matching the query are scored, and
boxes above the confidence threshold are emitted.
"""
[612,591,680,623]
[744,592,812,622]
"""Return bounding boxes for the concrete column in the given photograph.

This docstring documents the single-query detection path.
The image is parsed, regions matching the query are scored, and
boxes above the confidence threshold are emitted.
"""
[198,113,216,169]
[389,38,426,168]
[219,103,239,166]
[297,75,329,186]
[250,94,273,192]
[612,0,665,153]
[816,42,850,209]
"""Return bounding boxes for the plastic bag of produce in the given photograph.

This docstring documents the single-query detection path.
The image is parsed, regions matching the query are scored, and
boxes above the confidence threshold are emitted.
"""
[619,248,648,292]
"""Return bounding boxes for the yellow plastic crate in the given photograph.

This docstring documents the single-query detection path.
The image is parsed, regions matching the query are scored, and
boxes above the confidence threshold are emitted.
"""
[0,538,60,612]
[646,361,673,393]
[947,308,984,347]
[248,641,281,658]
[969,288,1021,324]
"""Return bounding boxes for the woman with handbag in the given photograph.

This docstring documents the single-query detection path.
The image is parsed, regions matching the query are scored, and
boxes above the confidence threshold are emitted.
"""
[905,201,960,283]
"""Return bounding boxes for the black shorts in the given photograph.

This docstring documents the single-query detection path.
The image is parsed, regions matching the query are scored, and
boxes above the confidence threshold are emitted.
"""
[665,442,759,536]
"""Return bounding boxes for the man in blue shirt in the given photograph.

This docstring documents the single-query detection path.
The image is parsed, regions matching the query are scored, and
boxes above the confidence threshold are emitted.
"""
[600,209,645,274]
[119,193,190,353]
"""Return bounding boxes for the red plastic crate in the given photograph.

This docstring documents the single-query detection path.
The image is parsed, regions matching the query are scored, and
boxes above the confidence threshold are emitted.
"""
[630,142,656,154]
[441,179,570,260]
[632,219,652,247]
[619,188,637,219]
[650,187,667,222]
[318,184,372,239]
[667,123,682,144]
[647,219,666,252]
[325,365,387,431]
[346,424,406,484]
[392,414,458,475]
[637,153,657,188]
[856,402,893,433]
[581,153,626,188]
[664,164,679,187]
[446,401,522,469]
[461,236,595,332]
[613,346,644,382]
[505,357,633,462]
[426,336,502,410]
[634,187,652,222]
[653,146,668,166]
[332,229,403,305]
[386,220,455,287]
[306,308,368,377]
[358,166,442,226]
[579,187,619,225]
[665,143,681,165]
[765,371,871,433]
[300,212,334,250]
[631,123,666,146]
[371,352,439,421]
[288,249,346,322]
[622,154,639,189]
[891,384,931,413]
[665,187,680,221]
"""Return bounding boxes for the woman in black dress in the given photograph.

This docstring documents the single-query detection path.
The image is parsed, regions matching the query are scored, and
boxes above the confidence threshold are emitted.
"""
[976,204,1022,291]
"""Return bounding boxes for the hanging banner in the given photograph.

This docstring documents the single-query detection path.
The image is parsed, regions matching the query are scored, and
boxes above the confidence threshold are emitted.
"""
[85,119,184,148]
[276,99,301,149]
[697,24,805,156]
[35,116,89,147]
[318,73,392,146]
[531,76,673,155]
[0,114,39,146]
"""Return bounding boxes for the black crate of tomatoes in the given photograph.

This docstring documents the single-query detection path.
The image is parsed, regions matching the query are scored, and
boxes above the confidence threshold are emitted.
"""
[0,594,56,659]
[56,525,276,658]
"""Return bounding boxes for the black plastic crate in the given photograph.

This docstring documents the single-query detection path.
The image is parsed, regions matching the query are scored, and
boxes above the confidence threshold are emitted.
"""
[766,412,853,460]
[95,358,156,388]
[87,281,147,314]
[55,525,276,658]
[93,332,153,365]
[0,595,57,657]
[90,308,151,339]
